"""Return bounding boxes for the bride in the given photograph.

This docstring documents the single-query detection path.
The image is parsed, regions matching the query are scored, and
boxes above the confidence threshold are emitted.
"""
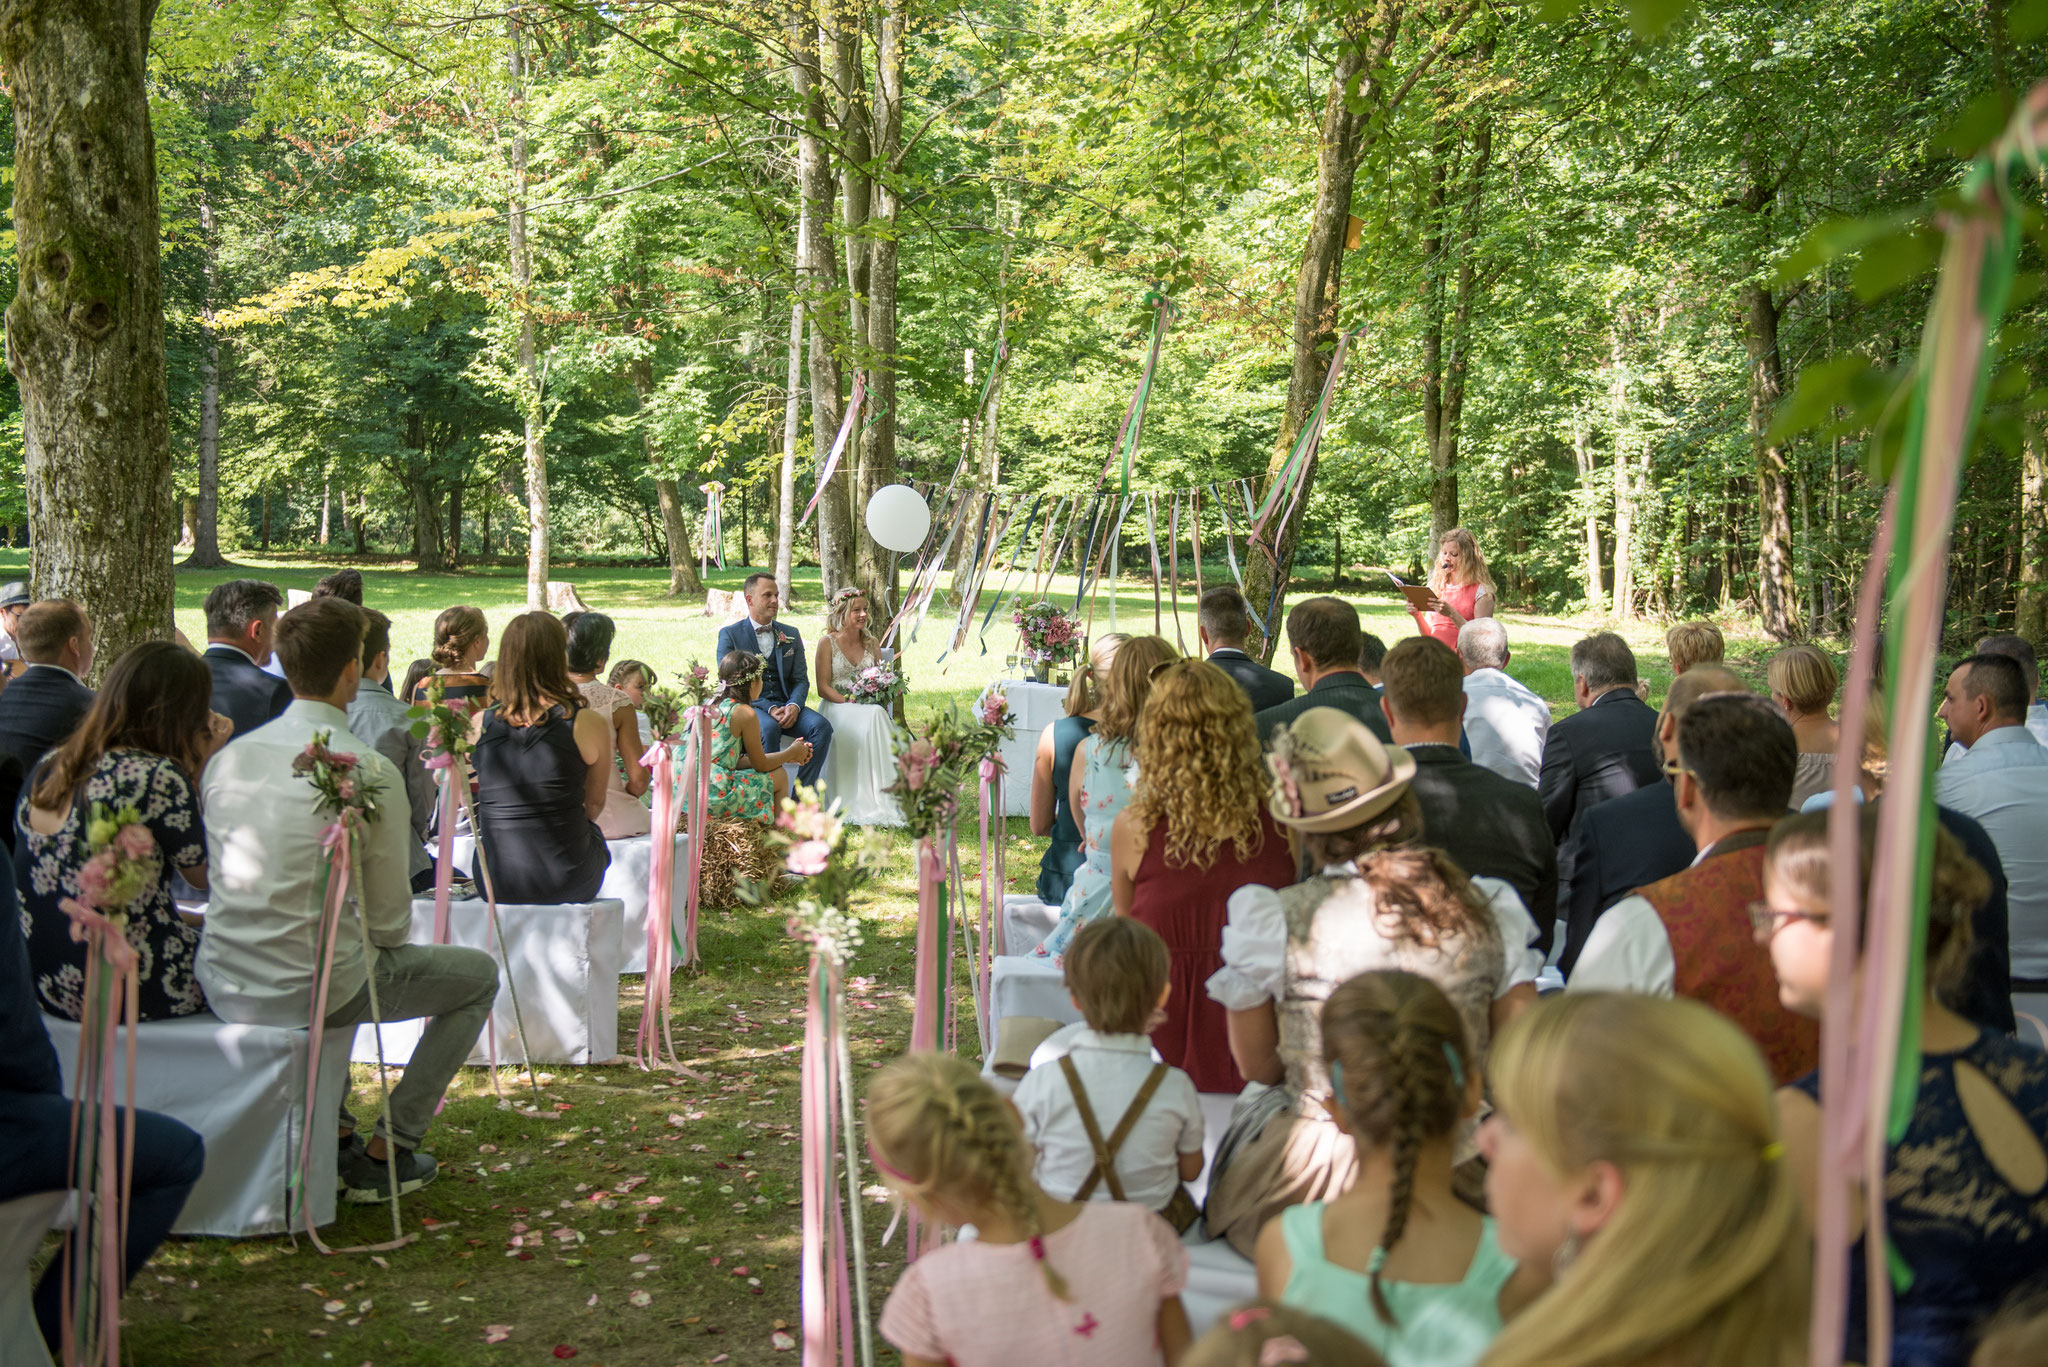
[813,587,904,826]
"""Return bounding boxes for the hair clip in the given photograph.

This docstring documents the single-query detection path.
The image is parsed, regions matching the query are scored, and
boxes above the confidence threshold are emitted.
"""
[1760,1141,1784,1162]
[1327,1060,1349,1110]
[1442,1041,1466,1089]
[1365,1246,1388,1276]
[1258,1335,1311,1366]
[1028,1236,1046,1262]
[1227,1307,1271,1332]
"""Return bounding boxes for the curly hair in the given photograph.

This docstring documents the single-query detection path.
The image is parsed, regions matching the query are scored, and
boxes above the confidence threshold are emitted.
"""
[1127,660,1268,871]
[865,1053,1069,1300]
[1300,792,1494,951]
[824,587,871,640]
[1092,634,1177,745]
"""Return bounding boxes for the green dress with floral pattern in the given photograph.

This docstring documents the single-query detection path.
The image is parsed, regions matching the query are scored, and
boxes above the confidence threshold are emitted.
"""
[702,700,773,822]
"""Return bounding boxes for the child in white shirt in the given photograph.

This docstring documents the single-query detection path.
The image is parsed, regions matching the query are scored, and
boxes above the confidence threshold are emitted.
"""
[1013,917,1205,1230]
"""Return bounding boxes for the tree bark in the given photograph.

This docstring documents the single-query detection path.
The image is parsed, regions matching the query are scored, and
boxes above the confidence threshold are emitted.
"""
[260,486,272,552]
[1420,77,1491,547]
[2019,423,2047,641]
[411,480,446,572]
[3,0,178,670]
[776,211,806,607]
[447,482,462,569]
[352,490,367,555]
[186,189,228,569]
[631,356,702,595]
[1572,413,1605,613]
[794,14,852,594]
[509,12,548,607]
[320,470,332,546]
[1609,323,1637,620]
[856,0,905,615]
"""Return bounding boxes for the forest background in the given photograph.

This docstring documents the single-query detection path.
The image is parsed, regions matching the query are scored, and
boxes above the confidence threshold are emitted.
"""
[4,0,2046,662]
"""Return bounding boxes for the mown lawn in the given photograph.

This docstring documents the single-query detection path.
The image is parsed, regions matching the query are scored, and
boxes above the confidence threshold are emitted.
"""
[21,551,1800,1365]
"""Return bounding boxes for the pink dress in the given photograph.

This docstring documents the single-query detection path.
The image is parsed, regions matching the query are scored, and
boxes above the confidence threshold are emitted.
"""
[878,1201,1188,1367]
[1418,580,1482,649]
[577,679,652,839]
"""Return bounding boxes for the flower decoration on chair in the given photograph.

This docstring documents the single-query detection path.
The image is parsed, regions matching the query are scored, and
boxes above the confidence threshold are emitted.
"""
[296,732,386,826]
[887,703,1012,842]
[754,783,882,960]
[407,673,476,770]
[843,659,907,707]
[642,664,710,745]
[1011,600,1080,668]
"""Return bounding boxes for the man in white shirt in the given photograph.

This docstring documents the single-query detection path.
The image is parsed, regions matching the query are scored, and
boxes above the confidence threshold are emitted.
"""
[1942,635,2048,762]
[346,608,437,893]
[1456,618,1550,787]
[1569,693,1818,1084]
[198,597,499,1203]
[1936,651,2048,987]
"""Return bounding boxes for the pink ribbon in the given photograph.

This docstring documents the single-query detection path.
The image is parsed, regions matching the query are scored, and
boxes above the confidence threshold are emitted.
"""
[637,735,681,1070]
[430,760,460,944]
[683,706,711,968]
[799,957,835,1367]
[910,840,943,1054]
[58,899,137,1367]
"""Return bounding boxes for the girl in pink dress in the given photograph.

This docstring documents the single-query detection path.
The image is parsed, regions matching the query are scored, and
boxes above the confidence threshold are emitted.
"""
[1410,527,1495,650]
[870,1053,1194,1367]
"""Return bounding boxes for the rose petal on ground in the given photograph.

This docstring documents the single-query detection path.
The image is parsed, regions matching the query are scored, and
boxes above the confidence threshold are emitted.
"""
[552,1346,577,1359]
[628,1290,652,1307]
[771,1331,796,1351]
[481,1325,513,1344]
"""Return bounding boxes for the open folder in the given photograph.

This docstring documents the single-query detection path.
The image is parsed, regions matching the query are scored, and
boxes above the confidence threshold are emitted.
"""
[1382,570,1438,612]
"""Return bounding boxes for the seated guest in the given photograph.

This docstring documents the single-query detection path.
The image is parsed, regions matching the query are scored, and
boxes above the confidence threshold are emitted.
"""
[1200,586,1294,712]
[1204,710,1541,1257]
[688,651,812,823]
[1110,660,1295,1092]
[608,659,657,748]
[1456,618,1549,788]
[399,657,436,711]
[0,579,27,664]
[1766,807,2048,1367]
[1013,918,1205,1231]
[312,567,365,604]
[202,578,292,738]
[714,573,832,788]
[0,867,204,1356]
[1476,993,1807,1367]
[564,611,652,839]
[413,605,492,704]
[1538,631,1660,907]
[1937,653,2048,995]
[1768,644,1838,807]
[199,597,499,1201]
[1035,635,1179,962]
[0,598,97,843]
[1945,634,2048,758]
[1559,664,1746,976]
[1359,631,1387,691]
[1254,598,1391,746]
[1664,619,1725,678]
[1256,971,1543,1367]
[1030,634,1124,906]
[1383,637,1557,956]
[346,610,437,894]
[470,611,614,903]
[1568,694,1817,1084]
[19,642,227,1021]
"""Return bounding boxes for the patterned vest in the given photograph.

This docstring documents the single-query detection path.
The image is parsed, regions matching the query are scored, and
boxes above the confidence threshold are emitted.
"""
[1638,832,1819,1085]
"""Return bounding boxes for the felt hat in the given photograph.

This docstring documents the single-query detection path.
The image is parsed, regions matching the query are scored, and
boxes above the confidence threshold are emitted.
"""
[1265,706,1416,834]
[0,582,29,609]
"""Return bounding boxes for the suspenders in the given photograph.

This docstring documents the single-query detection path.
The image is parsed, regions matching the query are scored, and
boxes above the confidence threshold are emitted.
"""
[1056,1055,1171,1202]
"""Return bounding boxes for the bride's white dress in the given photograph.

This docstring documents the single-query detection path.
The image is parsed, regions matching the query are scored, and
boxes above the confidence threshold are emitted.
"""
[818,636,903,826]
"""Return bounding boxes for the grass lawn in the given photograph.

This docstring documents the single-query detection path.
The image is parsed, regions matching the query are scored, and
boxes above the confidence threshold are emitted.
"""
[27,551,1795,1366]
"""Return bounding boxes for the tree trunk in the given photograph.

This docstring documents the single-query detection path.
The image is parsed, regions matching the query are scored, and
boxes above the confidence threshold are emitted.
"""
[856,0,906,616]
[1609,324,1636,620]
[351,491,367,555]
[794,20,852,595]
[447,482,462,569]
[509,12,547,608]
[2019,423,2047,641]
[481,495,492,560]
[1420,80,1490,547]
[186,191,228,570]
[260,486,272,552]
[776,213,806,607]
[411,481,446,572]
[179,497,196,548]
[1572,413,1604,613]
[3,0,178,670]
[320,470,332,546]
[631,356,702,596]
[1742,272,1799,638]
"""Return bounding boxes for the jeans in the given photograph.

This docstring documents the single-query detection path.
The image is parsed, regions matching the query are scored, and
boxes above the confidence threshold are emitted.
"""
[325,942,499,1151]
[752,702,833,787]
[0,1093,203,1350]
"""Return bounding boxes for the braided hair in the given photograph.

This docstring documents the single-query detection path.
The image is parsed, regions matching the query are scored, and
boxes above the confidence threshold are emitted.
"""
[865,1053,1070,1301]
[1320,970,1472,1326]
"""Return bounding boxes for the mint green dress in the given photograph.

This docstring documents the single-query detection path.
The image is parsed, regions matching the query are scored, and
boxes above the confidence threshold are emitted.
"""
[1277,1203,1516,1367]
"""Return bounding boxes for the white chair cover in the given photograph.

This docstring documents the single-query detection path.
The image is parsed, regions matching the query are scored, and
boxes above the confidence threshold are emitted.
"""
[2014,992,2048,1049]
[1000,895,1060,959]
[989,954,1083,1039]
[0,1191,65,1366]
[42,1012,356,1237]
[600,835,690,975]
[351,898,625,1067]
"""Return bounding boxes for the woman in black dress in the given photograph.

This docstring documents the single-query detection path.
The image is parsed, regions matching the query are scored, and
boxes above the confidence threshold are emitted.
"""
[18,642,232,1020]
[469,611,613,903]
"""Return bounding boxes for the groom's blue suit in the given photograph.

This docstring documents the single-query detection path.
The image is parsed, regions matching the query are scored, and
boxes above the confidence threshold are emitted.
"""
[714,615,832,787]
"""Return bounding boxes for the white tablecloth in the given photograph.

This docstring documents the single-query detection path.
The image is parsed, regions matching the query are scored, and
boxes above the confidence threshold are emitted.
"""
[979,679,1069,810]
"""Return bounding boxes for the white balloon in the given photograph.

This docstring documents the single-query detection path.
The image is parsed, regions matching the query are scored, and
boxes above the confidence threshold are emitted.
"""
[865,483,931,553]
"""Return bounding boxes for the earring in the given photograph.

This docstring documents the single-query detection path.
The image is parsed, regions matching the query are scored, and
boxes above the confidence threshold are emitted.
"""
[1551,1233,1582,1278]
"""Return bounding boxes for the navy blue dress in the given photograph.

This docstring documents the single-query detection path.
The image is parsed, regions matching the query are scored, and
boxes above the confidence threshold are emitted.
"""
[472,705,611,904]
[1793,1031,2048,1366]
[1036,715,1096,905]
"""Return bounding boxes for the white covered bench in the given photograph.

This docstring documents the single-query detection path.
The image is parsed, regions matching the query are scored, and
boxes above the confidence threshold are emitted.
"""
[1001,894,1060,959]
[0,1191,65,1366]
[446,834,681,976]
[351,897,624,1067]
[42,1012,356,1238]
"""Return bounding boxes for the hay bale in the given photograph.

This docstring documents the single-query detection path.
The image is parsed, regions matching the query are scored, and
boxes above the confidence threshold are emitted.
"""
[695,814,782,910]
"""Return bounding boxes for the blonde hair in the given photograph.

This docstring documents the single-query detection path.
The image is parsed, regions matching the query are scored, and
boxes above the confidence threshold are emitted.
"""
[1064,917,1169,1034]
[1322,971,1472,1325]
[1665,621,1726,678]
[1427,527,1495,596]
[1476,994,1808,1367]
[1767,644,1838,716]
[824,589,871,640]
[1183,1302,1387,1367]
[865,1053,1068,1300]
[1064,632,1127,718]
[1127,659,1268,871]
[1092,635,1177,746]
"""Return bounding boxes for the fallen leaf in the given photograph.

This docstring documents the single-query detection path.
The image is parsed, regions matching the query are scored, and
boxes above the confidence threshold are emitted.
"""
[481,1325,513,1344]
[552,1346,578,1359]
[772,1331,796,1351]
[628,1290,652,1307]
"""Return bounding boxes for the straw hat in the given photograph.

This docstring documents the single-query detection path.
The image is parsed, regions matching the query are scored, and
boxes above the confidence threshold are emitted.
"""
[1265,707,1416,833]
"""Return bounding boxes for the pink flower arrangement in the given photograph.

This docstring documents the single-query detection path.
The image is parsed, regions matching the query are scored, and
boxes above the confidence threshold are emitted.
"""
[296,730,386,828]
[786,840,831,876]
[977,691,1011,729]
[75,803,159,912]
[1011,601,1081,667]
[898,739,939,791]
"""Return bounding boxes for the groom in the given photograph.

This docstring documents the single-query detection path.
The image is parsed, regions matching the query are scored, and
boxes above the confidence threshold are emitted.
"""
[716,573,832,788]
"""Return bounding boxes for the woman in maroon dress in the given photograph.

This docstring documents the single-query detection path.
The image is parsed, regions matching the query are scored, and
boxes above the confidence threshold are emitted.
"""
[1109,659,1296,1092]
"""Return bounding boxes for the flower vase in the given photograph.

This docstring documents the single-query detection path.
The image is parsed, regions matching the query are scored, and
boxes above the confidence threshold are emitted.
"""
[1032,661,1050,685]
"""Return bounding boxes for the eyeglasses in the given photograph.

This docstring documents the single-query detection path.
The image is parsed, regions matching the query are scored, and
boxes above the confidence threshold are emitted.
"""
[1746,900,1830,941]
[1662,761,1695,782]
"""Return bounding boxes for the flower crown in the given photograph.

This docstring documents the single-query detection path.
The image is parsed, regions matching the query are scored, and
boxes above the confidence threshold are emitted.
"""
[717,653,766,698]
[828,586,865,605]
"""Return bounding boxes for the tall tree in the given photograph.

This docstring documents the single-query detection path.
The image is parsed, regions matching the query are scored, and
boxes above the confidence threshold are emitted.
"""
[509,10,548,606]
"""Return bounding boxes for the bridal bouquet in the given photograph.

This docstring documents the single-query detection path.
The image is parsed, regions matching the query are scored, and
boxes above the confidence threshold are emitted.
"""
[1012,600,1080,668]
[843,659,906,707]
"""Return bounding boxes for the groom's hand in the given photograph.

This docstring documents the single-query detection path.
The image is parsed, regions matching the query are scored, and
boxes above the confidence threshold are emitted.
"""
[773,703,799,728]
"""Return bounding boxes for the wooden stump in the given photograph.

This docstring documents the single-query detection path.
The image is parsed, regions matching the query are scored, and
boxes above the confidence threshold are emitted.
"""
[545,581,591,614]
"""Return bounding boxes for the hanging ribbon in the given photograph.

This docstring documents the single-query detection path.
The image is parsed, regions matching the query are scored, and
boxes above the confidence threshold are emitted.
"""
[935,494,999,663]
[1067,491,1108,614]
[975,757,1005,1040]
[800,373,867,528]
[1250,327,1361,537]
[943,496,1019,665]
[681,706,713,966]
[1025,495,1070,601]
[977,494,1047,653]
[797,947,876,1367]
[1097,292,1178,498]
[1190,488,1206,603]
[698,482,727,575]
[910,840,944,1054]
[1212,481,1248,594]
[1084,496,1136,641]
[637,732,681,1070]
[1142,493,1164,636]
[57,899,138,1367]
[1167,492,1186,652]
